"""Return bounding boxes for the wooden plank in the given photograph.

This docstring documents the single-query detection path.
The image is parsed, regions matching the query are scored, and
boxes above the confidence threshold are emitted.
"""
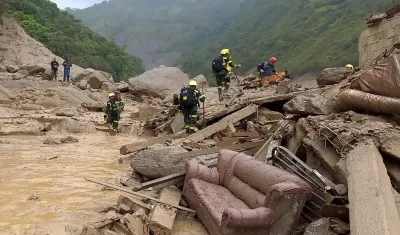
[227,132,259,138]
[215,137,240,147]
[251,88,329,105]
[187,105,258,143]
[85,177,196,213]
[254,121,289,161]
[228,123,236,132]
[243,147,260,156]
[152,177,185,191]
[140,172,186,189]
[171,141,264,159]
[120,136,171,155]
[148,186,181,235]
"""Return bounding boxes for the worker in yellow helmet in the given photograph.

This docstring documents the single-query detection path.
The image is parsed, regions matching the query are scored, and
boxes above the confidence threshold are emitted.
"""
[345,64,354,70]
[212,49,241,101]
[105,92,120,135]
[179,80,206,135]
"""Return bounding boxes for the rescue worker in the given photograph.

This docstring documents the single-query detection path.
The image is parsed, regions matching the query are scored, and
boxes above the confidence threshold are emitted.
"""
[257,57,277,78]
[179,80,206,135]
[114,91,124,111]
[345,64,354,70]
[62,57,72,82]
[105,93,120,135]
[212,49,241,101]
[50,58,59,81]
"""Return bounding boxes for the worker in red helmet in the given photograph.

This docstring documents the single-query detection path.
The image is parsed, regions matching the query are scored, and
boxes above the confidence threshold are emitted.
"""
[257,57,277,78]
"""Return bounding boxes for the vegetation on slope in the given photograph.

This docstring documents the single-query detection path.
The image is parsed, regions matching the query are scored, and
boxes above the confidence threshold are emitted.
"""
[181,0,398,81]
[68,0,244,69]
[70,0,397,84]
[7,0,144,81]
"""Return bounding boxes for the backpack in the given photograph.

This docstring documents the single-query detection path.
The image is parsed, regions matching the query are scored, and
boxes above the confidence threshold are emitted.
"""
[108,101,119,115]
[212,56,225,73]
[180,87,197,107]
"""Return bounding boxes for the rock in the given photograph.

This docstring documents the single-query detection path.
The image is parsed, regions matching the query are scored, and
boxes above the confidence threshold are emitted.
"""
[130,144,188,179]
[19,64,46,75]
[43,123,52,132]
[283,94,335,115]
[57,119,95,133]
[316,67,347,86]
[6,64,19,73]
[76,80,89,90]
[54,107,79,117]
[258,107,284,120]
[101,81,117,91]
[73,68,114,89]
[193,74,208,87]
[117,81,129,92]
[41,68,53,81]
[60,136,79,143]
[276,79,291,94]
[304,218,349,235]
[127,67,189,99]
[0,84,15,101]
[27,195,41,201]
[0,64,7,72]
[43,136,62,145]
[12,70,29,80]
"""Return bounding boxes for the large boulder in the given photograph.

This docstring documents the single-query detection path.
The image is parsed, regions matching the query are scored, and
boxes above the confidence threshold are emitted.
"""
[283,94,336,115]
[193,74,208,87]
[73,68,114,89]
[316,67,347,86]
[101,81,117,92]
[11,70,29,80]
[117,81,129,92]
[130,144,188,179]
[41,68,53,81]
[19,64,46,75]
[127,67,189,99]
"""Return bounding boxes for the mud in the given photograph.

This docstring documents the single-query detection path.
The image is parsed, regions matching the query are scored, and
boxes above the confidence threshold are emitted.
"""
[0,134,135,235]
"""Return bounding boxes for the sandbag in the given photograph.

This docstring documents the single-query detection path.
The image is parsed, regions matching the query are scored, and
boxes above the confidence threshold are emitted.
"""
[351,54,400,99]
[336,89,400,114]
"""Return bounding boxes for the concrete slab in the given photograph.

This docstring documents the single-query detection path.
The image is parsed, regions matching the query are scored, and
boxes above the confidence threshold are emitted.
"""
[346,142,400,235]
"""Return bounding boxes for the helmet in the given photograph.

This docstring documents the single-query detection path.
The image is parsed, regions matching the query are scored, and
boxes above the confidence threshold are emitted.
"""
[345,64,354,70]
[220,49,230,55]
[269,57,277,63]
[188,80,197,87]
[108,93,115,97]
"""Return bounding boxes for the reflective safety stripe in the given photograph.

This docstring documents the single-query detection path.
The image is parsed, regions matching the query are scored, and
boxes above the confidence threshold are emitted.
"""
[190,115,197,118]
[199,95,205,98]
[189,127,196,130]
[183,96,188,100]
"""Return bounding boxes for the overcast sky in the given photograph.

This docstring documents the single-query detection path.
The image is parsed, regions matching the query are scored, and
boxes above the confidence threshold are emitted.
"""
[50,0,105,9]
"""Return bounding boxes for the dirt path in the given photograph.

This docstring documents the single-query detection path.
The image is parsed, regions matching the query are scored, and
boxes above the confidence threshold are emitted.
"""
[0,134,136,235]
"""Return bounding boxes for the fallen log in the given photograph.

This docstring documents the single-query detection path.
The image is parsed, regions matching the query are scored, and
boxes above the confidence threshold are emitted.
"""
[187,104,258,143]
[85,177,195,214]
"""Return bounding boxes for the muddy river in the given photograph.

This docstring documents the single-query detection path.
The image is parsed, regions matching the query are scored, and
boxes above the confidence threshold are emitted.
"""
[0,134,208,235]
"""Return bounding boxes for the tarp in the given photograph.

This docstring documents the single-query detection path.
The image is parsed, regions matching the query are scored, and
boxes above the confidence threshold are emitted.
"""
[351,55,400,99]
[336,89,400,115]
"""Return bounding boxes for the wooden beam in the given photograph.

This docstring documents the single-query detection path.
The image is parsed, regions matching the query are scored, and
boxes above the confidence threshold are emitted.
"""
[251,87,329,105]
[228,123,237,132]
[139,172,185,189]
[243,147,261,156]
[85,177,196,214]
[254,121,289,161]
[215,137,240,147]
[227,132,259,137]
[171,141,264,159]
[120,136,172,155]
[187,104,258,143]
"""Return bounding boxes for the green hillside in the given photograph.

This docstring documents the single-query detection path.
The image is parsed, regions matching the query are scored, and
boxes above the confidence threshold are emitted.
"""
[69,0,397,84]
[6,0,144,81]
[68,0,244,70]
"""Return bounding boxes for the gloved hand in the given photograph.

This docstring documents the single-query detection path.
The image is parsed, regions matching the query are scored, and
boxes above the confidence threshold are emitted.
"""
[235,64,242,68]
[260,69,264,73]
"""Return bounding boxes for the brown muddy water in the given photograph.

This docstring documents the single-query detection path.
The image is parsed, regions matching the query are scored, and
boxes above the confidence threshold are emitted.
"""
[0,134,209,235]
[0,134,133,235]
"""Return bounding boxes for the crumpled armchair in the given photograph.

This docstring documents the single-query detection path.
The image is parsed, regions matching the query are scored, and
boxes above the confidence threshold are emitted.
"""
[183,149,312,235]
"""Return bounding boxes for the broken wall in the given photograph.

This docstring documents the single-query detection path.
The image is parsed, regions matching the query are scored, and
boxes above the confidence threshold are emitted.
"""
[359,7,400,67]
